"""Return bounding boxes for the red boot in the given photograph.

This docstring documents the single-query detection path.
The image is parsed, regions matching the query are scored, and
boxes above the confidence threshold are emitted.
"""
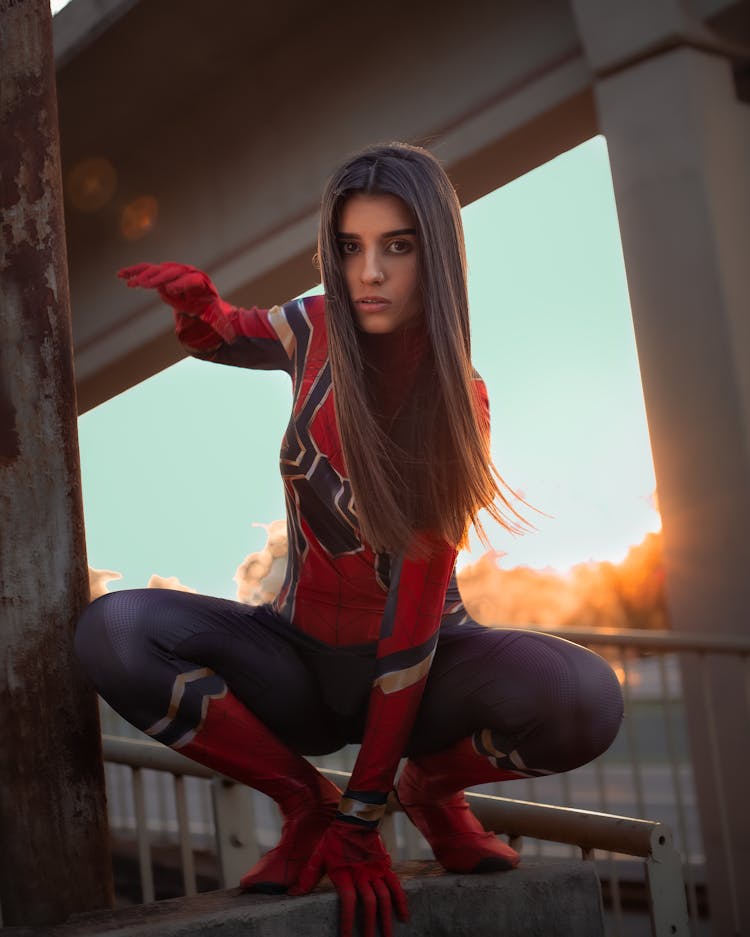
[176,689,340,893]
[395,735,522,873]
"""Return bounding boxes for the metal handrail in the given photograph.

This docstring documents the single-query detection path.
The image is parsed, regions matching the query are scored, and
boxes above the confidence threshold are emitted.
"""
[524,624,750,653]
[101,738,678,860]
[99,737,679,855]
[100,738,669,856]
[103,734,214,777]
[449,792,670,859]
[101,735,690,937]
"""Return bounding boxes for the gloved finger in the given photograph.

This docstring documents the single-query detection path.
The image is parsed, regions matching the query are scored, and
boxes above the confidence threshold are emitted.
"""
[119,266,180,291]
[371,877,395,937]
[352,870,378,937]
[383,869,409,921]
[330,870,357,937]
[117,263,153,280]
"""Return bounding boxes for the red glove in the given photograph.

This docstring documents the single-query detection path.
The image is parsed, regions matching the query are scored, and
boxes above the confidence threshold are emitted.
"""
[290,819,408,937]
[117,262,236,350]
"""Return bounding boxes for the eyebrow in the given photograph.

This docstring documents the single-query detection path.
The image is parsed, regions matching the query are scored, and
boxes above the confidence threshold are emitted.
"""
[336,228,417,239]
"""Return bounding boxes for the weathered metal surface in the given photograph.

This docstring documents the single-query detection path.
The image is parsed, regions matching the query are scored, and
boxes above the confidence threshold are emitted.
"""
[0,0,114,925]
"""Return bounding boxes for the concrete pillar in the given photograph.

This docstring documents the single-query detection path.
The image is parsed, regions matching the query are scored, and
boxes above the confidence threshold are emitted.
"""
[0,0,114,925]
[571,2,750,933]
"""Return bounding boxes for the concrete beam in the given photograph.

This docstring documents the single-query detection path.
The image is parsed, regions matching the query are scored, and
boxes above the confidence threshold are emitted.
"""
[3,861,605,937]
[572,0,750,75]
[52,0,140,69]
[54,0,597,411]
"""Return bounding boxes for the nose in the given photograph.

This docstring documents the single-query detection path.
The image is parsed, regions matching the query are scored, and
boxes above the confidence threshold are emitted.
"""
[360,248,384,284]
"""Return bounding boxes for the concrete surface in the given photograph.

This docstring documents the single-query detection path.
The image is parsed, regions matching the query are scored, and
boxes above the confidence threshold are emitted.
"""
[3,860,605,937]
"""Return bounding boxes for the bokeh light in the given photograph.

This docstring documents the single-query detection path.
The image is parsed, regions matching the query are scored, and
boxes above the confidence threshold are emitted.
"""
[120,196,158,240]
[66,157,118,212]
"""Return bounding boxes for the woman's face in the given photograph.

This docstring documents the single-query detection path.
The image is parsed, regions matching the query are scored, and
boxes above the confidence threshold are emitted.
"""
[336,193,423,334]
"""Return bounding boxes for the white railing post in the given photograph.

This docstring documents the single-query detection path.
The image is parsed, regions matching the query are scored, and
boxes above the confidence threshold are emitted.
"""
[131,767,155,903]
[210,779,260,889]
[173,775,197,897]
[645,827,690,937]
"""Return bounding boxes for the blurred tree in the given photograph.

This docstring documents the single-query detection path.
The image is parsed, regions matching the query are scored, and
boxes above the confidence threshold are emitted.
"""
[458,531,669,631]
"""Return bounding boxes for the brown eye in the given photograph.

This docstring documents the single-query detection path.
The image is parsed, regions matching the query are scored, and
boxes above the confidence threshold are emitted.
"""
[388,239,413,255]
[338,240,359,256]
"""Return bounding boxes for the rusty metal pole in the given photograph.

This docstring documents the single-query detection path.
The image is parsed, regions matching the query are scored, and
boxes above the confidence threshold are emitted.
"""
[0,0,114,926]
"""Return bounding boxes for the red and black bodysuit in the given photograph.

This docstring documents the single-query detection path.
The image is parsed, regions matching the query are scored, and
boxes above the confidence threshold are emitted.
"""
[76,290,623,848]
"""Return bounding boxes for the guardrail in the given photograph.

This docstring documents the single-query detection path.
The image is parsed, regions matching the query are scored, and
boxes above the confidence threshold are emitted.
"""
[534,623,750,935]
[101,734,690,937]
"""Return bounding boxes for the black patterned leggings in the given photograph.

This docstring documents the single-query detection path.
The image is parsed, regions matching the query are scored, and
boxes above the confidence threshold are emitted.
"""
[75,588,623,772]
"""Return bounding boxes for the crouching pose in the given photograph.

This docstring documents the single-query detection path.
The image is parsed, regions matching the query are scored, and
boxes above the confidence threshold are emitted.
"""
[76,142,623,937]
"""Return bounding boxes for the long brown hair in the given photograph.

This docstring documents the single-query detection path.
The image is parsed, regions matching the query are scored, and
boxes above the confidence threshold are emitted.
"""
[318,142,525,553]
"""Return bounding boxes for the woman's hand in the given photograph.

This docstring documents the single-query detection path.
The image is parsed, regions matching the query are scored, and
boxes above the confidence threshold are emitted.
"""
[117,262,235,346]
[118,262,219,316]
[290,819,408,937]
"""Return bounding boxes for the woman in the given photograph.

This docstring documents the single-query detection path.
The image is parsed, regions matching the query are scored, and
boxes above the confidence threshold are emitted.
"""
[76,142,623,937]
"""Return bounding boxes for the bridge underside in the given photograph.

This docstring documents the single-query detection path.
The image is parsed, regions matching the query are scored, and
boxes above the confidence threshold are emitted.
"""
[57,0,601,412]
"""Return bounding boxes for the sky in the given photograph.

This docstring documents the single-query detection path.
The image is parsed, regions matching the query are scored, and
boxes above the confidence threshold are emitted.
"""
[77,135,661,600]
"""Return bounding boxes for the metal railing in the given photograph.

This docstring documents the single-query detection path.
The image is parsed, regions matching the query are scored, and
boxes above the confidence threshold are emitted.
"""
[532,624,750,937]
[98,625,750,936]
[101,734,689,936]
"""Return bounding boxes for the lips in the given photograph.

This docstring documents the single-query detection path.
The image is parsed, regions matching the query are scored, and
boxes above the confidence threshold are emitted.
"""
[355,296,391,314]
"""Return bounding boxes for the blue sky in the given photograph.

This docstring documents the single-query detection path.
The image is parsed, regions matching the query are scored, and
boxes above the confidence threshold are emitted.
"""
[77,136,660,599]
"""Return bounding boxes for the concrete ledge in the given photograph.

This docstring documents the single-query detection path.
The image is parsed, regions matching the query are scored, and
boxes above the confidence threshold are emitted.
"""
[5,860,604,937]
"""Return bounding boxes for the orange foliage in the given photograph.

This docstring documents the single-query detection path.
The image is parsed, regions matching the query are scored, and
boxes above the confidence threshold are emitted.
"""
[88,520,667,632]
[457,531,668,630]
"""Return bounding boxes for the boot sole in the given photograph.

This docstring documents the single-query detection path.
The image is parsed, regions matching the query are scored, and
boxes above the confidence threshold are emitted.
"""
[470,855,519,874]
[242,881,289,895]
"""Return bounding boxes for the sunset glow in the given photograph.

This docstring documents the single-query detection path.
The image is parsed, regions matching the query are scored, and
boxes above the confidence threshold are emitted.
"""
[88,522,668,632]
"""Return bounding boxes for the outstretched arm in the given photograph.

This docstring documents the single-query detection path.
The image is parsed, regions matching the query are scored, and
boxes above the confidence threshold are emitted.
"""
[118,262,293,372]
